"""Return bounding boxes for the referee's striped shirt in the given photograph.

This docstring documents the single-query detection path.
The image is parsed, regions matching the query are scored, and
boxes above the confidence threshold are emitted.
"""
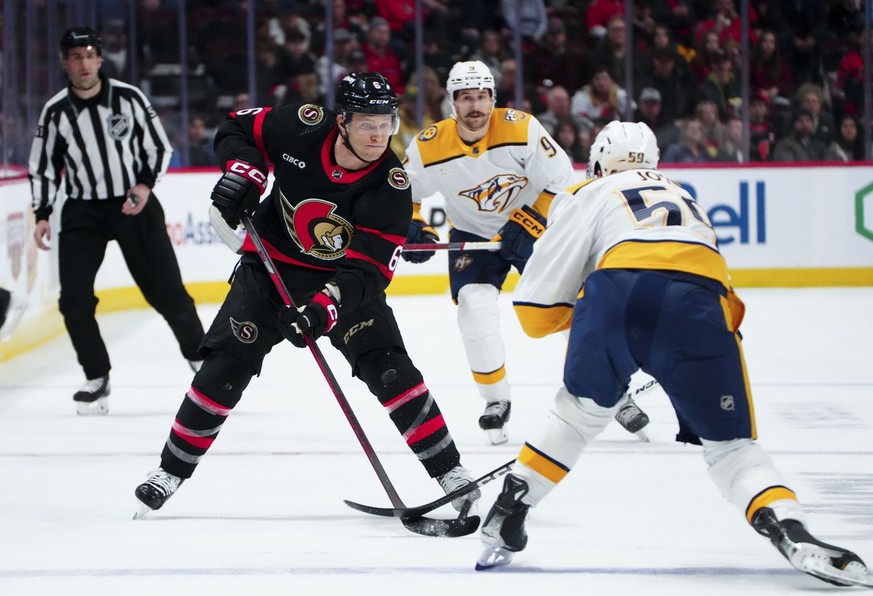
[28,73,173,220]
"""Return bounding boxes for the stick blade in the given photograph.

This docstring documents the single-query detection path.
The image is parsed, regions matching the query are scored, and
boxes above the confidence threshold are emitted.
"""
[401,514,481,538]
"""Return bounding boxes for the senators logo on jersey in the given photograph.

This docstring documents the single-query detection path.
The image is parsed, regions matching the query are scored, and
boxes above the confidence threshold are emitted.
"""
[298,104,324,125]
[281,195,353,260]
[459,174,529,213]
[388,167,410,190]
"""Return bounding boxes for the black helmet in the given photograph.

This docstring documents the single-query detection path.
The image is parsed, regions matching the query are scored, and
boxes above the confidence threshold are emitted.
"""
[335,72,399,115]
[60,27,102,56]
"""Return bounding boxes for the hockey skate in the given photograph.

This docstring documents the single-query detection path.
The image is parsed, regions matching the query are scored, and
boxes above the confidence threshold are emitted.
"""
[437,465,482,515]
[73,375,110,416]
[479,400,511,445]
[134,468,184,519]
[476,474,531,570]
[615,396,650,441]
[752,507,871,587]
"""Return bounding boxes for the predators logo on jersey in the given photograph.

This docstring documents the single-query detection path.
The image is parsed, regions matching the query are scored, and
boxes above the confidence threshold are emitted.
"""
[281,195,353,260]
[459,174,529,213]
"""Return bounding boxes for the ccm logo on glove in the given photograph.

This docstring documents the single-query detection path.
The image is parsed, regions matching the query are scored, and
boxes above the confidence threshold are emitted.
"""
[507,207,545,239]
[297,291,339,339]
[226,160,268,193]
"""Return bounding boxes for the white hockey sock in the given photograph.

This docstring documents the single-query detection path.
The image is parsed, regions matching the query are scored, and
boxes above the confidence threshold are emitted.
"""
[457,284,510,402]
[703,438,806,525]
[514,386,616,505]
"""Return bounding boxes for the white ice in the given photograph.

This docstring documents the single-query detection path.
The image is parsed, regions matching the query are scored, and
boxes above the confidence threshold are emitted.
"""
[1,288,871,595]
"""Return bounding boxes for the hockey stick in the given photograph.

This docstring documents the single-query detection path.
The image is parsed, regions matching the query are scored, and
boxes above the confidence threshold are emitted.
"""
[240,214,478,538]
[345,458,515,518]
[210,206,500,256]
[402,241,501,252]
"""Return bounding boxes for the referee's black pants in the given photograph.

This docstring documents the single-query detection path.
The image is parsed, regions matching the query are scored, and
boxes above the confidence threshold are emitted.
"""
[58,196,205,379]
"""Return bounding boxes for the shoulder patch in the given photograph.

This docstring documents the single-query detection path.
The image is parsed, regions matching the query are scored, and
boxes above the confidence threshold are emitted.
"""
[298,104,324,125]
[503,110,528,122]
[418,125,438,142]
[388,167,410,190]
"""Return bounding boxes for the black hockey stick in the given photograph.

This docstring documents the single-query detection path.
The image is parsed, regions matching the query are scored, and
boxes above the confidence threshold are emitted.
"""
[241,215,478,538]
[345,458,515,519]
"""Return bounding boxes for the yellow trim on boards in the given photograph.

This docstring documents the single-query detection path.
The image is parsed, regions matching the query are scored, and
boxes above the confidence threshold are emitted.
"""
[2,268,871,362]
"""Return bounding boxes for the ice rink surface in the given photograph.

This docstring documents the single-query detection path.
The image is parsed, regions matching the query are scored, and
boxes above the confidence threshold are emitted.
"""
[1,287,871,595]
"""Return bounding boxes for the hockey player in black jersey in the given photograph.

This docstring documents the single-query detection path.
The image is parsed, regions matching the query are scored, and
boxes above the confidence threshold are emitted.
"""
[134,73,479,519]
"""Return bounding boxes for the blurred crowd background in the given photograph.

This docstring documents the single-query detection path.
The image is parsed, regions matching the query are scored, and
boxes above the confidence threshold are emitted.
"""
[1,0,871,169]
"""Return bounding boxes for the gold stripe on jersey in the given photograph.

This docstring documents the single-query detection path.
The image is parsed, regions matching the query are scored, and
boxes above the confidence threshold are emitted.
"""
[518,442,570,484]
[416,109,530,167]
[472,365,506,385]
[513,301,574,338]
[531,189,555,217]
[745,486,798,524]
[598,240,732,290]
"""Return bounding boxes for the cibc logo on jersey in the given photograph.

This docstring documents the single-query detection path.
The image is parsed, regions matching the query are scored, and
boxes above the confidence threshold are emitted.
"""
[459,174,529,213]
[282,195,353,260]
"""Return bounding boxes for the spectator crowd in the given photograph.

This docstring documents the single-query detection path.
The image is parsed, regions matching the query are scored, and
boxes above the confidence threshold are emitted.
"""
[11,0,871,166]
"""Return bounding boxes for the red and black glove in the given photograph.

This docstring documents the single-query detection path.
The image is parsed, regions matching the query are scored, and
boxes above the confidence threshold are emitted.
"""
[211,160,267,228]
[278,289,339,348]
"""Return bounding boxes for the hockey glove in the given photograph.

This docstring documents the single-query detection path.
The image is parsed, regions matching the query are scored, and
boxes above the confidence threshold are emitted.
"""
[277,305,307,348]
[493,205,547,267]
[401,219,440,263]
[211,160,267,228]
[296,290,339,343]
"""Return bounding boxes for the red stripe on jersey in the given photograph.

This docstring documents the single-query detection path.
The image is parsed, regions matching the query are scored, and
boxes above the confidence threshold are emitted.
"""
[171,419,216,449]
[382,382,428,413]
[345,248,394,280]
[241,235,334,271]
[186,387,232,417]
[252,108,273,167]
[404,414,446,445]
[356,225,406,246]
[320,126,386,183]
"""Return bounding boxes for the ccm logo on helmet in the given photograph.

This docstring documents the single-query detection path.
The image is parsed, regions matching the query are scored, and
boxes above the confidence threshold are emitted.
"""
[282,154,306,168]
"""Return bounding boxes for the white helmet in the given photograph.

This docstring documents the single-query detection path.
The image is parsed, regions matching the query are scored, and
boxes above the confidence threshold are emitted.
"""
[446,60,495,98]
[587,121,660,178]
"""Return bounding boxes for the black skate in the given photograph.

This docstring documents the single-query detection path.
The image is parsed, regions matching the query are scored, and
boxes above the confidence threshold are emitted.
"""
[73,375,110,416]
[134,468,184,519]
[479,401,511,445]
[752,507,871,587]
[476,474,531,570]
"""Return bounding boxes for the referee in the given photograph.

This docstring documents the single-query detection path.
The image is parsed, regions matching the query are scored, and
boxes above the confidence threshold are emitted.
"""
[28,27,205,416]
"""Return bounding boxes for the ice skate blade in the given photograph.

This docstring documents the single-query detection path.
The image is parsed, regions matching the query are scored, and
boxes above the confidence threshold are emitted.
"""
[795,554,872,588]
[485,428,508,445]
[76,397,109,416]
[133,502,153,520]
[475,545,516,570]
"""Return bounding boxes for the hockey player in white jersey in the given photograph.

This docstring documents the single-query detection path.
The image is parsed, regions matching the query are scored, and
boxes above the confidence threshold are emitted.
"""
[401,61,650,444]
[475,121,871,588]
